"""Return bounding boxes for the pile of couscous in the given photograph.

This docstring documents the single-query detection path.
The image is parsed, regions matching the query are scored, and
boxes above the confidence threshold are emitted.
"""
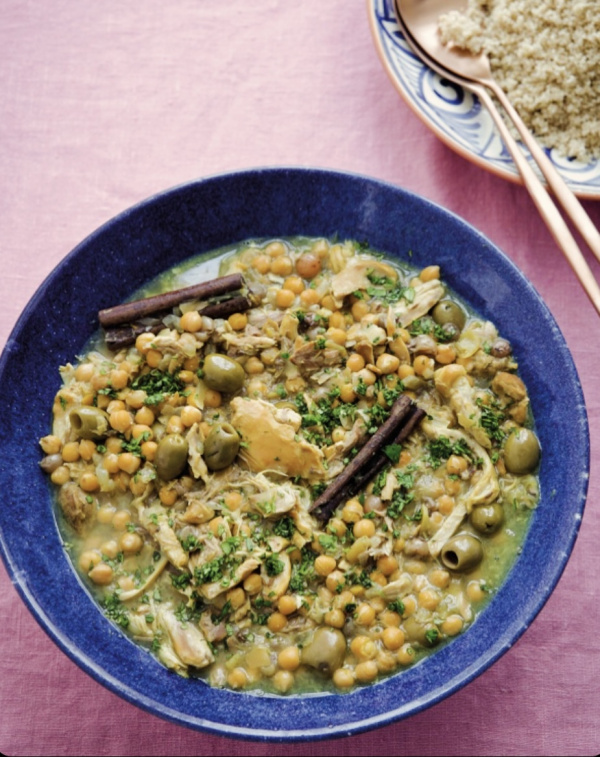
[439,0,600,161]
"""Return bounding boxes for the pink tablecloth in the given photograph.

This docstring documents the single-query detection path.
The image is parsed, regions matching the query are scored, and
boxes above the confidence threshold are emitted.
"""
[1,2,599,755]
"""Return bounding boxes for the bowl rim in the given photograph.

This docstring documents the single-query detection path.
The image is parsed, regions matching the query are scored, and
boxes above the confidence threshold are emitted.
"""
[0,166,590,741]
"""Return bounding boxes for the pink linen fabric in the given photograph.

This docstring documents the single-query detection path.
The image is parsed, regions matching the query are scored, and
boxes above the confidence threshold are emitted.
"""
[1,2,599,755]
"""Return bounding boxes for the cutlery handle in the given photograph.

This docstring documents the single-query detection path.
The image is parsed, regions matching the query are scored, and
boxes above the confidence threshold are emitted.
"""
[473,83,600,316]
[486,79,600,266]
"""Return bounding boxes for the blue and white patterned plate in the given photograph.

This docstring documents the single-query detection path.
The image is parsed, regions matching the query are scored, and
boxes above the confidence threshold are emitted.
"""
[368,0,600,199]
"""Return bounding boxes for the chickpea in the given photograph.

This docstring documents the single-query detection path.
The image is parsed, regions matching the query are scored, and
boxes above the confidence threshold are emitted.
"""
[446,454,468,475]
[227,312,248,330]
[283,275,305,294]
[223,490,243,511]
[314,554,337,577]
[441,614,464,636]
[296,253,321,279]
[324,609,346,629]
[397,363,415,380]
[61,441,80,463]
[227,587,246,610]
[397,643,416,666]
[91,374,109,392]
[141,440,157,461]
[437,494,455,515]
[76,440,95,463]
[112,510,131,530]
[272,670,294,693]
[376,555,398,577]
[379,610,401,628]
[355,368,377,387]
[355,603,376,626]
[444,476,462,496]
[299,288,321,306]
[340,383,357,403]
[346,353,365,372]
[125,389,147,410]
[333,667,355,689]
[355,660,379,683]
[326,327,347,346]
[145,349,163,369]
[467,580,486,602]
[418,588,441,611]
[74,363,95,382]
[252,254,271,274]
[277,595,298,616]
[353,518,376,539]
[341,498,363,524]
[79,472,99,492]
[97,504,116,524]
[227,667,249,689]
[243,573,263,595]
[275,288,296,309]
[50,465,71,485]
[376,353,400,375]
[88,563,114,586]
[413,355,435,379]
[350,635,377,661]
[159,486,178,507]
[381,626,405,651]
[110,369,129,390]
[166,415,184,435]
[133,406,153,427]
[131,424,152,441]
[271,256,294,277]
[119,531,143,555]
[327,517,347,538]
[180,405,203,427]
[267,612,287,633]
[204,389,222,408]
[244,356,265,374]
[78,550,101,573]
[109,409,134,434]
[402,595,417,617]
[134,332,155,354]
[117,452,141,475]
[429,569,451,589]
[419,265,440,282]
[325,569,346,594]
[351,300,370,321]
[265,240,286,257]
[436,343,457,364]
[278,646,301,671]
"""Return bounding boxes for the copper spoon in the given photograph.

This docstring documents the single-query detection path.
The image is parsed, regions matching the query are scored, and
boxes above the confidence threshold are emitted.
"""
[394,0,600,315]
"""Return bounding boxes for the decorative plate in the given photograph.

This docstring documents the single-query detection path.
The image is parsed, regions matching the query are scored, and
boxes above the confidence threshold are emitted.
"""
[368,0,600,199]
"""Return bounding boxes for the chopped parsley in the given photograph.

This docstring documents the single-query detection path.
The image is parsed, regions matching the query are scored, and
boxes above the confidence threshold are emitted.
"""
[102,592,129,629]
[130,369,184,406]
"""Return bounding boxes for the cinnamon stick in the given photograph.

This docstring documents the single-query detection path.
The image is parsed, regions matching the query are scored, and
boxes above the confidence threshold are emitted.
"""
[104,294,257,350]
[311,399,426,522]
[98,273,245,328]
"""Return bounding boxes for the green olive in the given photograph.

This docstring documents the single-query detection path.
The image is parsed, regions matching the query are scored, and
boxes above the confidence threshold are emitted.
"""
[470,502,504,535]
[403,617,441,648]
[155,433,189,480]
[503,428,540,474]
[203,422,240,471]
[70,407,110,440]
[432,299,466,331]
[203,354,245,394]
[440,532,484,572]
[301,627,346,675]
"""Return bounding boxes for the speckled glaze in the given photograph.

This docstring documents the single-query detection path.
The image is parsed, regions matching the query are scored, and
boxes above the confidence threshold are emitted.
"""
[0,168,589,742]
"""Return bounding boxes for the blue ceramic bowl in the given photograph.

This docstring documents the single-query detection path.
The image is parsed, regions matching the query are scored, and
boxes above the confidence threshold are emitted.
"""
[0,168,589,741]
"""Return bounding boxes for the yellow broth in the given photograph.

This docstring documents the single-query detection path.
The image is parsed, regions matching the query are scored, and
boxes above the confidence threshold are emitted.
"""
[40,238,539,695]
